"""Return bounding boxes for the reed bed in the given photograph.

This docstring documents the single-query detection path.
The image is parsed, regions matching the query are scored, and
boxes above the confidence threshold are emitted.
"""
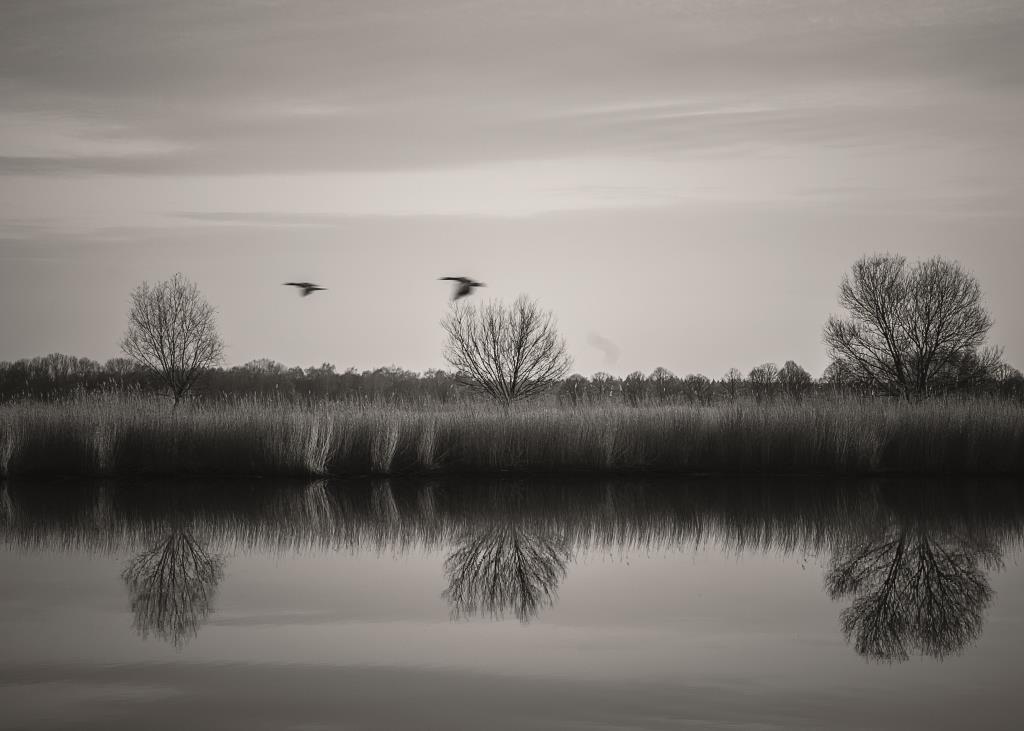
[1,393,1023,477]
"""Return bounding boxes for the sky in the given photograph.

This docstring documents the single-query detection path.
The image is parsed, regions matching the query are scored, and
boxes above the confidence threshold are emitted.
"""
[1,0,1023,378]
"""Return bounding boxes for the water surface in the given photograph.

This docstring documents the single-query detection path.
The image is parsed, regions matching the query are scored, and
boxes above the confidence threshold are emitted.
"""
[2,478,1023,730]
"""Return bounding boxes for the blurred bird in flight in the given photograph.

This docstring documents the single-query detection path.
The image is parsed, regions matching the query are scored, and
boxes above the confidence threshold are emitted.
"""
[283,282,326,297]
[439,276,485,301]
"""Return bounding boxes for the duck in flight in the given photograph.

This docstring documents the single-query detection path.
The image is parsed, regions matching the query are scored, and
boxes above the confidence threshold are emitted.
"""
[439,276,485,301]
[284,282,326,297]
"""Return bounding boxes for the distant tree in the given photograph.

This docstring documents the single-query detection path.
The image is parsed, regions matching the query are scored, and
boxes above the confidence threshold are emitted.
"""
[822,360,852,394]
[748,362,779,401]
[559,373,591,406]
[647,367,679,401]
[590,372,620,400]
[121,273,225,406]
[305,362,336,378]
[777,360,813,400]
[723,367,744,399]
[104,357,138,377]
[441,296,572,407]
[422,368,459,403]
[243,358,286,375]
[824,255,997,398]
[623,371,646,406]
[996,365,1024,400]
[681,373,712,404]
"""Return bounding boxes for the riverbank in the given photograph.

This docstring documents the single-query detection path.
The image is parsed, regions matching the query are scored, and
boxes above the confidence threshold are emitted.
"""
[1,395,1022,478]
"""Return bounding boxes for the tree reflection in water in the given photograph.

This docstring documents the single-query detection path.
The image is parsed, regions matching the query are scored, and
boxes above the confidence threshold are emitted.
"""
[122,531,224,647]
[826,528,1000,662]
[444,524,571,623]
[5,478,1022,655]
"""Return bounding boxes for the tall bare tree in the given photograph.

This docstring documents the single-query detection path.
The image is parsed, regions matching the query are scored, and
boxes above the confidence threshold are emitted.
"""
[441,296,572,406]
[824,255,996,398]
[121,273,224,406]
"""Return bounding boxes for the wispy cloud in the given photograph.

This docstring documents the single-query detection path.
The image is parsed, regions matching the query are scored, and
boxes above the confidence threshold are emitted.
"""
[1,1,1022,176]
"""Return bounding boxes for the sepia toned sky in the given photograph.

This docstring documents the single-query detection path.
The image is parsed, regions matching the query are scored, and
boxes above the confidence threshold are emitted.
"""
[2,0,1023,378]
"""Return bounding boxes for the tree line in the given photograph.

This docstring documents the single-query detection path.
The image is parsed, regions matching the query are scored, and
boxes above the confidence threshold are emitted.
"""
[2,253,1021,405]
[2,351,1020,405]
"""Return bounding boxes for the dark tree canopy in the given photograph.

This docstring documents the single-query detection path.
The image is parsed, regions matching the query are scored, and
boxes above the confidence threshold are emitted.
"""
[441,295,572,406]
[121,273,225,405]
[824,255,998,398]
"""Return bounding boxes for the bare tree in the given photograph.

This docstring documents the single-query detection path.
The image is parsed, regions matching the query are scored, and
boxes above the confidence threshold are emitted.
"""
[748,362,779,401]
[121,273,225,406]
[824,255,996,398]
[559,373,591,406]
[623,371,646,406]
[681,373,712,404]
[647,366,678,400]
[590,371,620,400]
[441,296,572,406]
[777,360,813,400]
[723,367,744,399]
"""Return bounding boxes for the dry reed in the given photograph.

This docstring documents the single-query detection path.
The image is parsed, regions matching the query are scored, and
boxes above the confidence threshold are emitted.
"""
[0,393,1022,477]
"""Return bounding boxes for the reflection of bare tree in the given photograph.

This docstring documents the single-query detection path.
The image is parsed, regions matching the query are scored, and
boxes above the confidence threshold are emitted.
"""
[122,531,224,648]
[826,528,1000,662]
[443,524,571,623]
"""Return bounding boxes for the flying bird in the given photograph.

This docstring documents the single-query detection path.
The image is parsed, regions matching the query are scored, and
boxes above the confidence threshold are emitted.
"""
[439,276,485,301]
[284,282,326,297]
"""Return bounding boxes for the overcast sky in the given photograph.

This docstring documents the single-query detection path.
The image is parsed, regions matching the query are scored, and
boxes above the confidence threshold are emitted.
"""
[1,0,1022,377]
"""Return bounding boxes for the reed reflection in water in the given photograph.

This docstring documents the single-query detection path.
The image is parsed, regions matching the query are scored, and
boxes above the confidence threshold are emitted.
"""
[2,477,1022,661]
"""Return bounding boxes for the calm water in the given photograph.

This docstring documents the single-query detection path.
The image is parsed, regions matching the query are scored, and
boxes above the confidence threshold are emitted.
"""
[2,478,1024,730]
